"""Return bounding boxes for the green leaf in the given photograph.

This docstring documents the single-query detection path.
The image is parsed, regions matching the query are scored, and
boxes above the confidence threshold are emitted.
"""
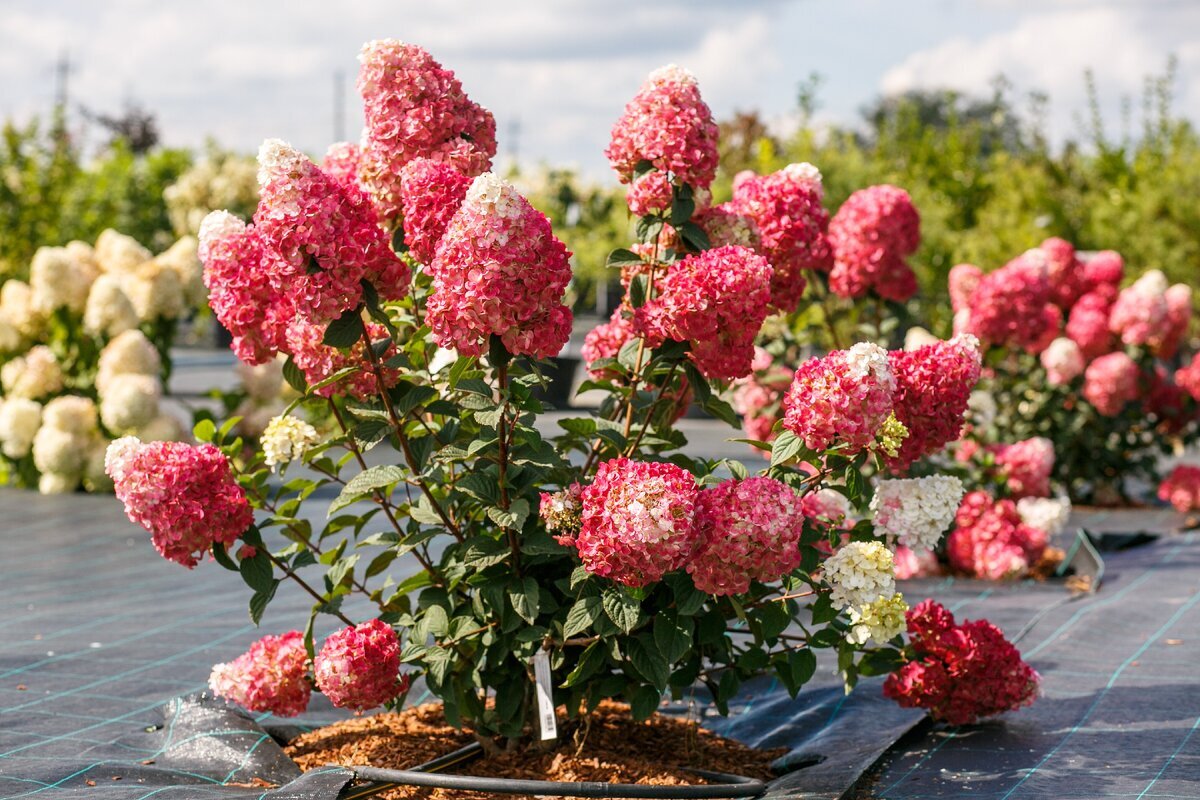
[606,248,644,268]
[653,613,693,664]
[248,580,279,625]
[508,577,540,625]
[462,537,510,568]
[328,465,405,515]
[602,588,641,634]
[211,541,239,572]
[192,418,216,444]
[629,684,661,721]
[487,498,529,530]
[562,596,602,639]
[678,221,711,252]
[629,274,649,309]
[323,307,365,348]
[770,430,804,467]
[239,551,274,594]
[282,356,307,393]
[670,194,695,227]
[788,648,817,688]
[844,464,866,503]
[563,642,606,688]
[628,636,669,690]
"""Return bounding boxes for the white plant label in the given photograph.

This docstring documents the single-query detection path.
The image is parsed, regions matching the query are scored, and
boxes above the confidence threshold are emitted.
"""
[532,647,558,741]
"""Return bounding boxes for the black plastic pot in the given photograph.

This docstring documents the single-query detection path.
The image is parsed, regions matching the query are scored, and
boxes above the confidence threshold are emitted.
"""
[528,355,581,409]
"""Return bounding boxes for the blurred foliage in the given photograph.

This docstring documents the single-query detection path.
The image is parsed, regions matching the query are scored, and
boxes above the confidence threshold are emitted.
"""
[0,113,191,280]
[719,62,1200,331]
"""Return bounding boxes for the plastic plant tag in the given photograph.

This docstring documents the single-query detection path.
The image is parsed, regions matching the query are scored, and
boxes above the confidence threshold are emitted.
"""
[532,647,558,741]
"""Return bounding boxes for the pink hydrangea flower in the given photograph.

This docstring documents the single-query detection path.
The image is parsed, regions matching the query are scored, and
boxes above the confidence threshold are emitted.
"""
[255,139,409,325]
[827,185,920,301]
[634,245,773,380]
[946,490,1047,579]
[1066,288,1117,359]
[733,365,792,452]
[398,158,472,264]
[1082,351,1141,416]
[885,334,982,472]
[693,203,762,252]
[314,619,407,712]
[884,600,1041,725]
[286,318,401,400]
[687,477,807,596]
[1040,337,1085,385]
[357,40,496,219]
[605,65,720,191]
[581,310,636,380]
[893,546,939,580]
[1038,237,1086,308]
[994,437,1055,499]
[964,259,1057,353]
[1083,250,1124,287]
[209,631,311,717]
[575,457,700,587]
[728,164,831,311]
[320,141,364,194]
[1109,270,1170,348]
[107,437,253,568]
[948,264,983,313]
[428,173,573,359]
[1176,353,1200,402]
[625,170,676,216]
[1158,465,1200,512]
[1157,284,1193,360]
[782,343,896,453]
[199,212,291,365]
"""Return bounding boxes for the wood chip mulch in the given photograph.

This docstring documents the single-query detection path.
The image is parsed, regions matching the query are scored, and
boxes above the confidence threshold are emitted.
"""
[285,701,784,800]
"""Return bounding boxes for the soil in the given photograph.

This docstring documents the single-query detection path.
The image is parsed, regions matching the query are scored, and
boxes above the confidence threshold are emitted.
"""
[285,701,785,800]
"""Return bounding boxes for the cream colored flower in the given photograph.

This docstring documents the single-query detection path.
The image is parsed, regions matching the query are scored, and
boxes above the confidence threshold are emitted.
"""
[137,412,186,443]
[32,426,86,476]
[83,275,140,339]
[236,357,286,403]
[82,439,115,493]
[121,259,185,321]
[30,246,94,314]
[155,236,206,308]
[0,280,44,337]
[823,540,896,610]
[1017,496,1073,538]
[261,415,320,467]
[871,475,965,551]
[94,229,152,274]
[1,346,64,399]
[0,398,42,458]
[96,330,161,394]
[846,593,909,645]
[99,374,161,434]
[41,395,99,436]
[38,471,78,495]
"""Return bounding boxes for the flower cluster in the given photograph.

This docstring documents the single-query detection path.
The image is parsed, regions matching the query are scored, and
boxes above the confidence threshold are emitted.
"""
[959,256,1056,352]
[106,437,253,568]
[164,149,259,237]
[314,618,407,712]
[574,458,700,587]
[208,631,311,717]
[728,163,830,311]
[733,357,792,450]
[687,477,807,596]
[870,475,965,552]
[822,540,896,610]
[886,335,982,471]
[1158,465,1200,512]
[1040,337,1086,386]
[827,185,921,301]
[994,437,1055,499]
[847,593,909,645]
[1082,351,1141,417]
[357,39,496,219]
[261,415,320,468]
[1016,496,1073,538]
[605,64,720,193]
[428,173,573,359]
[782,343,896,453]
[633,245,772,380]
[1178,353,1200,403]
[581,310,636,380]
[540,483,584,546]
[398,158,473,264]
[946,490,1048,579]
[884,600,1041,725]
[893,546,940,580]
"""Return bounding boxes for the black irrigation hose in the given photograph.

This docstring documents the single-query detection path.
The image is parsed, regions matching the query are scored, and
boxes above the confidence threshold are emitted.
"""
[334,740,768,799]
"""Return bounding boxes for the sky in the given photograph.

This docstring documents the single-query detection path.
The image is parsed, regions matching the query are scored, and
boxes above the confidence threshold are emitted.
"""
[2,0,1199,179]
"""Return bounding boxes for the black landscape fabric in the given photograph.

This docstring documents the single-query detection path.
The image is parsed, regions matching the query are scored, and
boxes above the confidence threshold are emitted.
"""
[2,490,1198,799]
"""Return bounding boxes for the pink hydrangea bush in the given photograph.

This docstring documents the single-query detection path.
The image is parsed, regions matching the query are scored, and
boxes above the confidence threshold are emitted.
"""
[884,600,1040,725]
[106,437,253,568]
[946,491,1048,579]
[827,185,921,301]
[994,437,1055,499]
[886,335,982,472]
[1158,465,1200,512]
[209,631,311,717]
[314,619,408,712]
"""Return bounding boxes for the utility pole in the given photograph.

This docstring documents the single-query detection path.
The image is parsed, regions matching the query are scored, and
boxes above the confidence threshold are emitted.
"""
[53,50,72,112]
[333,70,345,143]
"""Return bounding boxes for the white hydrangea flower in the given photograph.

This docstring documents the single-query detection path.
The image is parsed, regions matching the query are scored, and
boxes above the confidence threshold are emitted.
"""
[1040,337,1085,385]
[38,471,78,495]
[1017,496,1073,538]
[903,326,940,351]
[0,317,20,352]
[82,439,115,493]
[41,395,99,435]
[846,593,909,645]
[64,240,100,278]
[83,274,140,338]
[166,155,258,237]
[96,329,161,394]
[32,426,86,477]
[121,259,185,321]
[783,161,823,196]
[871,475,965,551]
[0,280,45,337]
[104,435,143,484]
[464,172,521,220]
[30,246,93,314]
[236,357,286,403]
[137,412,186,443]
[94,229,152,274]
[155,236,206,308]
[648,63,698,87]
[100,374,161,434]
[1,346,64,399]
[844,342,895,393]
[0,398,42,458]
[823,540,896,610]
[967,390,997,429]
[261,415,320,467]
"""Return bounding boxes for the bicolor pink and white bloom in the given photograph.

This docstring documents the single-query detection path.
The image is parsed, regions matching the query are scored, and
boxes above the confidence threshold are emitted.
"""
[428,173,573,359]
[1157,465,1200,512]
[687,477,807,596]
[634,245,772,380]
[605,65,720,192]
[314,619,407,712]
[1083,250,1124,287]
[783,343,896,453]
[994,437,1055,499]
[575,458,700,587]
[827,184,920,301]
[964,259,1056,353]
[209,631,311,717]
[728,164,831,311]
[106,437,253,568]
[893,546,940,580]
[1040,337,1085,386]
[356,39,496,219]
[1082,351,1141,417]
[1108,269,1170,348]
[885,335,982,471]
